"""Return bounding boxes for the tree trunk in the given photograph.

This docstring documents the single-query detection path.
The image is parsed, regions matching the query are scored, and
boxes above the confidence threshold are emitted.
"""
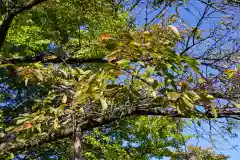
[73,132,85,160]
[0,13,14,49]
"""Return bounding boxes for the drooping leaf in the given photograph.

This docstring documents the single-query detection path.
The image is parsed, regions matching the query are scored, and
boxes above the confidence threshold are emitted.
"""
[100,97,108,111]
[181,97,194,109]
[211,106,218,118]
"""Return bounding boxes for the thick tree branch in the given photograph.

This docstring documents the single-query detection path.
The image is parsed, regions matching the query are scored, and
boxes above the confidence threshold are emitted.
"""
[1,56,109,64]
[0,13,15,49]
[0,0,47,49]
[1,107,240,153]
[1,54,229,67]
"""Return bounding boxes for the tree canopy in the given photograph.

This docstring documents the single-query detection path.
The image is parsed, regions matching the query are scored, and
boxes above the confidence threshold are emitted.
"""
[0,0,239,159]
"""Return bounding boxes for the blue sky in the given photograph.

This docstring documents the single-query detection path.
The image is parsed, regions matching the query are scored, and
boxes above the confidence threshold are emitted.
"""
[130,0,240,159]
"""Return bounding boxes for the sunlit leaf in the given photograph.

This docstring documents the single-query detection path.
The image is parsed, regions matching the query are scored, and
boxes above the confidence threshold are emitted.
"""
[232,102,240,108]
[167,92,180,101]
[211,106,218,118]
[0,132,5,138]
[116,59,130,67]
[187,91,200,101]
[168,25,180,38]
[61,94,68,104]
[53,117,59,130]
[100,97,108,111]
[206,94,215,100]
[181,97,194,109]
[25,78,28,86]
[16,118,29,125]
[8,153,14,160]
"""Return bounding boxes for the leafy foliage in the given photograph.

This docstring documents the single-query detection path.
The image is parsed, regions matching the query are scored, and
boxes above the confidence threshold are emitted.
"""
[0,0,239,159]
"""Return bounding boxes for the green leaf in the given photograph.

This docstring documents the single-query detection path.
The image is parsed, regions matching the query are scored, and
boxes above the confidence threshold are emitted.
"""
[5,126,14,132]
[206,94,215,100]
[116,59,130,67]
[53,117,59,130]
[35,123,42,133]
[100,97,108,111]
[185,57,200,74]
[92,92,101,100]
[187,91,200,101]
[16,118,29,125]
[0,64,14,68]
[61,94,68,104]
[142,31,151,38]
[105,41,118,52]
[183,93,193,103]
[211,106,218,118]
[0,132,5,138]
[167,92,180,101]
[131,42,141,47]
[59,69,68,78]
[181,97,193,109]
[8,153,14,160]
[34,70,43,81]
[232,102,240,108]
[150,90,157,99]
[227,127,232,133]
[197,121,201,127]
[198,78,206,84]
[224,69,236,79]
[88,74,97,84]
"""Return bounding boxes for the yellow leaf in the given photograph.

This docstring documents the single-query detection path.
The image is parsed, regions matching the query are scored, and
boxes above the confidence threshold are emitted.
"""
[187,91,200,101]
[34,70,43,81]
[53,117,59,130]
[224,69,236,73]
[61,94,68,104]
[100,97,108,111]
[224,69,236,78]
[25,78,28,86]
[116,59,130,66]
[143,31,151,37]
[198,78,206,84]
[211,106,218,118]
[181,97,194,109]
[106,52,117,63]
[206,94,215,100]
[167,92,180,101]
[233,102,240,108]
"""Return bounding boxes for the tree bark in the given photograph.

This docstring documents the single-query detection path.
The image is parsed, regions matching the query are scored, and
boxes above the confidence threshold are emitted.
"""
[0,13,15,49]
[1,107,240,153]
[73,132,85,160]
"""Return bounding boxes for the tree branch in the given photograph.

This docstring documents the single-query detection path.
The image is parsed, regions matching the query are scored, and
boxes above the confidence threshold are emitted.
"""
[1,106,240,153]
[0,0,47,49]
[1,56,108,64]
